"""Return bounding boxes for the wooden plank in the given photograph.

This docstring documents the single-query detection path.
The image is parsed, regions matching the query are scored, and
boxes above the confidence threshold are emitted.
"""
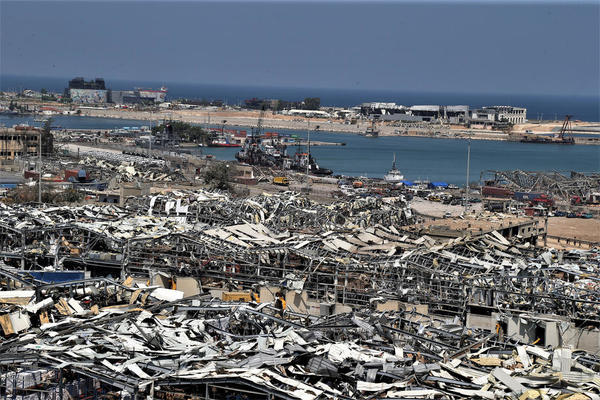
[0,314,15,335]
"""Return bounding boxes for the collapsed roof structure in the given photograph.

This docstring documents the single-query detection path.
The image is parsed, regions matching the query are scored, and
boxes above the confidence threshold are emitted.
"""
[481,170,600,200]
[0,190,599,399]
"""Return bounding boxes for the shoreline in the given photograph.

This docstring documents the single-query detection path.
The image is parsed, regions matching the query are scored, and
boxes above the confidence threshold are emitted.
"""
[77,108,600,145]
[2,101,600,145]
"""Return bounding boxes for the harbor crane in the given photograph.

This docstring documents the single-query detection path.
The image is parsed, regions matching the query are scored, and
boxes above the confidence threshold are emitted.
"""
[558,114,575,143]
[251,106,265,141]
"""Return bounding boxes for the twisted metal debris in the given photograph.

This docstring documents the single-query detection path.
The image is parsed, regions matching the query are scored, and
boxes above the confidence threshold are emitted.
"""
[0,190,599,398]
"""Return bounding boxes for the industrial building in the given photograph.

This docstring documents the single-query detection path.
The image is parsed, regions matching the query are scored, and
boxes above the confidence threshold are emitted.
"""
[361,102,527,126]
[110,87,168,104]
[0,127,53,160]
[65,77,108,104]
[483,105,527,124]
[64,77,167,104]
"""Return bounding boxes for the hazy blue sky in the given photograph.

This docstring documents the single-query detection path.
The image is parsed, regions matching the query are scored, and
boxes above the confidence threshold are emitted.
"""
[1,1,598,96]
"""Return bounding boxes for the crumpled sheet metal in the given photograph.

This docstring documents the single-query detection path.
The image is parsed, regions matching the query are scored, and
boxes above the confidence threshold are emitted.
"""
[0,190,599,322]
[125,190,415,231]
[0,289,599,399]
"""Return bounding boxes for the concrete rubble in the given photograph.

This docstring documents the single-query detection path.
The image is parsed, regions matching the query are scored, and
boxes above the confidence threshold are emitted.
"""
[0,189,599,399]
[79,156,189,184]
[1,286,599,399]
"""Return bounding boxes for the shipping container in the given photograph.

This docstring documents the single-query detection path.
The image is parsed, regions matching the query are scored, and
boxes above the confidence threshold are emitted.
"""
[481,186,514,198]
[24,170,38,179]
[514,191,544,201]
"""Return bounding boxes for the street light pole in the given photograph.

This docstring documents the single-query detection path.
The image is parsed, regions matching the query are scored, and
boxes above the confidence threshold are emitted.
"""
[149,112,153,156]
[38,131,42,203]
[464,134,471,214]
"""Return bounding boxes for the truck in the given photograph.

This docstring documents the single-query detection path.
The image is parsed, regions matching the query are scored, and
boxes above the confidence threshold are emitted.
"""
[272,176,289,186]
[571,193,600,205]
[530,194,554,207]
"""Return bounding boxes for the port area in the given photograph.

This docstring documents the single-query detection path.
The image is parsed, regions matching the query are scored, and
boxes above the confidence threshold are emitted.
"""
[5,99,600,144]
[80,107,600,143]
[0,141,599,398]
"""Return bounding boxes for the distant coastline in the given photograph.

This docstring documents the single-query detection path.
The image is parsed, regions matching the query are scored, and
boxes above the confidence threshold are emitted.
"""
[8,105,594,145]
[1,75,599,122]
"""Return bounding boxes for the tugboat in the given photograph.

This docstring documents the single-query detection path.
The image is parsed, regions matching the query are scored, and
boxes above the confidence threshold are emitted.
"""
[384,154,404,182]
[361,120,379,137]
[291,152,332,176]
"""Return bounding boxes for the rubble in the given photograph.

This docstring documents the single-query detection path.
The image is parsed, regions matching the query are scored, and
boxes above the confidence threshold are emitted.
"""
[482,170,600,200]
[0,189,599,398]
[0,284,599,399]
[79,156,189,184]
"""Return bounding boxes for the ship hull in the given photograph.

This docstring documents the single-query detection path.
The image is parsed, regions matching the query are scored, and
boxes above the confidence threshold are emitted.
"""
[208,143,241,148]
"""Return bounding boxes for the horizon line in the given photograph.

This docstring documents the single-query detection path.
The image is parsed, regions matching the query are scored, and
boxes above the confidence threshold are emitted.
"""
[1,73,599,99]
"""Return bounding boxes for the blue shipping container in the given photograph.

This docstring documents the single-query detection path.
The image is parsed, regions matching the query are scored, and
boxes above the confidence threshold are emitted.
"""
[23,271,85,283]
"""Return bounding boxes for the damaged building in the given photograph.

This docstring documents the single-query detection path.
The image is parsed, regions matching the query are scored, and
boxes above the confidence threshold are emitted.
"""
[0,189,599,399]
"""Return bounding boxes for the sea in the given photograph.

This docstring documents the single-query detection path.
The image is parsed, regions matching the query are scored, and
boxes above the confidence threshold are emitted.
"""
[1,114,598,186]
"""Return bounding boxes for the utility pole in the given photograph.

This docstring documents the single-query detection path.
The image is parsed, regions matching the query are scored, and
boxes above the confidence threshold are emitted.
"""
[306,120,310,189]
[38,131,42,203]
[464,134,471,214]
[149,112,153,156]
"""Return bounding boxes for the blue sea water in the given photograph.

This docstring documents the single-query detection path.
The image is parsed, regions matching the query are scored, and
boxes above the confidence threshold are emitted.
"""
[1,75,599,122]
[2,114,597,185]
[202,127,600,184]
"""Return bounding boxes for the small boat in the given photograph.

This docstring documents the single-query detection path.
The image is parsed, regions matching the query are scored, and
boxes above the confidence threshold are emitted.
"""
[361,120,379,137]
[384,154,404,182]
[208,136,242,147]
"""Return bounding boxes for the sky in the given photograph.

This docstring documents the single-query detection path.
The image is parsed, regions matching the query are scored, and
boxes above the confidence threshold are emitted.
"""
[0,1,598,96]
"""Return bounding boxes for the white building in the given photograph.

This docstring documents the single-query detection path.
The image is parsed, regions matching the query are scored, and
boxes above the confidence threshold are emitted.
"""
[484,106,527,124]
[285,109,331,118]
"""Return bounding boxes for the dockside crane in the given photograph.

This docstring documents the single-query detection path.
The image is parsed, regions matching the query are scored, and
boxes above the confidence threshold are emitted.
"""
[558,115,575,144]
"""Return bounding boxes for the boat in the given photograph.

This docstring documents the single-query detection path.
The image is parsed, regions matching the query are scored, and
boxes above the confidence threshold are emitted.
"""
[208,138,241,147]
[384,154,404,182]
[361,120,379,137]
[235,108,333,175]
[291,152,333,176]
[520,135,574,145]
[520,115,575,145]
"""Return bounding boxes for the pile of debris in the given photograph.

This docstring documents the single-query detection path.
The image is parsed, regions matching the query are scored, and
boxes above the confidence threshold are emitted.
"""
[0,190,598,322]
[125,190,414,231]
[79,156,189,184]
[482,170,600,200]
[1,275,599,399]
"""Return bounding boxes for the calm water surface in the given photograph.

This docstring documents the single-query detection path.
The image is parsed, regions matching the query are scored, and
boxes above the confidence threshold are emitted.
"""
[2,114,598,185]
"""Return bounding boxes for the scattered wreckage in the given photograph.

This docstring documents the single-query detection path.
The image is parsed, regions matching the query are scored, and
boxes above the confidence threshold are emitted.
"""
[0,190,599,398]
[1,280,599,399]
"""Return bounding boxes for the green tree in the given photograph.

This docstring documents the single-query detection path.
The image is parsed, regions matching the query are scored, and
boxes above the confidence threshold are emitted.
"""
[303,97,321,110]
[152,121,209,144]
[41,88,48,95]
[203,163,231,190]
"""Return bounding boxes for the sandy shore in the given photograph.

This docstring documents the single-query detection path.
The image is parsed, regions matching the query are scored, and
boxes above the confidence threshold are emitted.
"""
[3,99,598,142]
[74,107,599,143]
[75,107,509,141]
